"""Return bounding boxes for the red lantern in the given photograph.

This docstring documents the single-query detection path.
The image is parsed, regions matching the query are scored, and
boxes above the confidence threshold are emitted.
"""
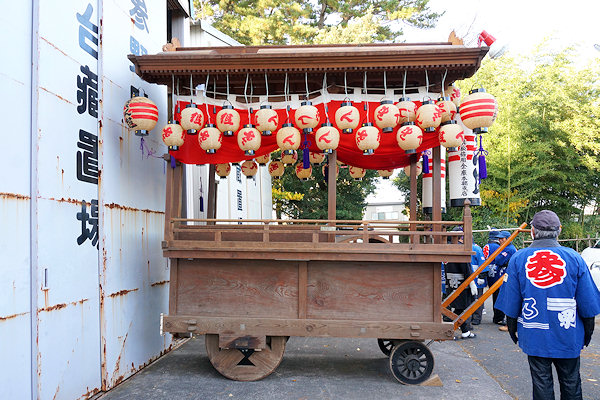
[459,88,497,134]
[255,153,271,166]
[277,123,301,155]
[396,122,423,154]
[295,101,320,133]
[374,100,400,133]
[309,151,325,164]
[280,150,298,165]
[348,166,366,181]
[416,100,442,133]
[123,96,158,136]
[396,98,417,124]
[237,124,261,156]
[162,120,185,151]
[335,101,360,134]
[295,163,312,181]
[378,169,394,179]
[315,122,340,154]
[241,160,258,177]
[180,103,204,135]
[437,97,457,123]
[216,105,240,136]
[439,120,464,151]
[216,163,231,179]
[355,123,380,155]
[198,124,222,154]
[254,104,278,136]
[268,160,285,179]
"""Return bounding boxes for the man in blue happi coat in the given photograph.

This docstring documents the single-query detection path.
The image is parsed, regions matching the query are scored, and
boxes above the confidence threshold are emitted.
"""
[484,229,511,325]
[471,238,488,325]
[495,210,600,400]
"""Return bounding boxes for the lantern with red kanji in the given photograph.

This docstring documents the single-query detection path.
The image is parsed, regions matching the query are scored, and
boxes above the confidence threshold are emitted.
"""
[416,100,442,133]
[348,166,366,181]
[355,123,380,155]
[180,103,204,135]
[403,162,423,177]
[268,160,285,179]
[315,122,340,154]
[374,100,400,133]
[396,97,417,124]
[309,151,325,165]
[396,122,423,154]
[123,96,158,136]
[237,124,261,156]
[322,163,339,179]
[162,120,185,151]
[295,163,312,181]
[439,120,464,151]
[281,150,298,165]
[378,169,394,179]
[254,104,279,136]
[216,104,240,136]
[295,101,320,133]
[459,88,497,134]
[216,163,231,179]
[437,97,457,123]
[277,123,301,155]
[447,84,461,107]
[335,101,360,134]
[255,153,271,166]
[197,123,222,154]
[241,160,258,178]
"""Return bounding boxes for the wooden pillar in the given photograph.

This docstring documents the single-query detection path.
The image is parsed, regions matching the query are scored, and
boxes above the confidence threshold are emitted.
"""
[432,146,442,244]
[207,164,217,221]
[463,199,473,252]
[164,155,183,241]
[409,154,418,244]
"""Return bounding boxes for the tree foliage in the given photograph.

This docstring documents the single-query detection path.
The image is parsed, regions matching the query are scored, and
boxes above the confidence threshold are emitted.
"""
[193,0,442,45]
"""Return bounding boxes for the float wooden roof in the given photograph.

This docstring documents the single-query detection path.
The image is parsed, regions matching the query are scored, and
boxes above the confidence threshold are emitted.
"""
[129,43,488,96]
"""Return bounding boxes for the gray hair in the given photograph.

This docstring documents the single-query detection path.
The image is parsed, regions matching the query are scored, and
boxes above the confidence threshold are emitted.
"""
[533,228,560,240]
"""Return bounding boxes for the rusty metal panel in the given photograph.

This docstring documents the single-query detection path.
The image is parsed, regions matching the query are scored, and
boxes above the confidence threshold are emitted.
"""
[98,0,171,389]
[0,2,32,400]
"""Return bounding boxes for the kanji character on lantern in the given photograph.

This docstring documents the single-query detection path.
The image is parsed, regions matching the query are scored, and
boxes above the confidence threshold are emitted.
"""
[396,97,417,124]
[216,163,231,179]
[439,120,464,151]
[335,101,360,134]
[446,84,461,107]
[237,124,261,156]
[277,123,301,155]
[396,122,423,154]
[355,123,380,155]
[281,150,298,165]
[309,151,325,164]
[378,169,394,179]
[437,97,457,123]
[315,122,340,154]
[198,123,222,154]
[255,153,271,166]
[241,160,258,178]
[254,104,279,136]
[180,103,204,135]
[123,96,158,136]
[348,166,366,181]
[295,163,312,181]
[268,160,285,179]
[216,104,240,136]
[295,100,320,133]
[162,120,185,151]
[374,99,400,133]
[416,99,442,133]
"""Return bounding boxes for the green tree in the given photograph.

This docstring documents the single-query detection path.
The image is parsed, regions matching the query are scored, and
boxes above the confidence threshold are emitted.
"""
[193,0,442,45]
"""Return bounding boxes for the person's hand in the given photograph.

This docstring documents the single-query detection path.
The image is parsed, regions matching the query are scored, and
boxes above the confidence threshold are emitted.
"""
[469,280,477,297]
[506,316,518,344]
[477,278,485,286]
[583,317,595,347]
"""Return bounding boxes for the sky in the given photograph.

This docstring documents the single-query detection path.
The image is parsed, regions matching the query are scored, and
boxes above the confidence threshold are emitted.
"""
[367,0,599,204]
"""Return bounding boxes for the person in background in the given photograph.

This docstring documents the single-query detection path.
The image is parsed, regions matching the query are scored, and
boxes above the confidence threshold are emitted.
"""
[484,229,510,326]
[445,228,478,338]
[470,237,488,325]
[495,210,600,400]
[496,230,517,331]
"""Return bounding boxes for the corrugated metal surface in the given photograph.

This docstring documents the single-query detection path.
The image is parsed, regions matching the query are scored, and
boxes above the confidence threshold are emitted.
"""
[99,0,171,390]
[0,0,33,397]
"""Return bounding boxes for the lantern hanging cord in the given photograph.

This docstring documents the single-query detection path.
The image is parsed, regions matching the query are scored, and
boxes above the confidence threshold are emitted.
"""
[441,69,448,97]
[226,73,230,101]
[383,71,387,97]
[190,74,194,102]
[171,74,175,119]
[244,73,249,106]
[305,72,309,101]
[284,73,290,122]
[344,72,348,97]
[425,69,429,94]
[322,73,330,123]
[363,71,369,121]
[204,74,210,123]
[402,70,407,98]
[264,73,269,100]
[176,77,180,115]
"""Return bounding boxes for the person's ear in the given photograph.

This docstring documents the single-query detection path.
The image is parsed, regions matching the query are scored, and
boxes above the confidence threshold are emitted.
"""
[530,226,535,240]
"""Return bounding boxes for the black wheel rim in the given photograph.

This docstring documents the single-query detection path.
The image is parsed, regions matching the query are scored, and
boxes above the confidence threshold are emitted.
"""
[377,339,394,356]
[389,341,434,385]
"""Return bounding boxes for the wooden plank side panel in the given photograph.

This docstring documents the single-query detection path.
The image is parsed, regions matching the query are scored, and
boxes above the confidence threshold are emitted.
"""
[176,259,299,318]
[306,262,434,322]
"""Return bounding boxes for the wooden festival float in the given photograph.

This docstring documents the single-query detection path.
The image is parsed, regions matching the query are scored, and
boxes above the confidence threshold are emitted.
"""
[127,42,496,384]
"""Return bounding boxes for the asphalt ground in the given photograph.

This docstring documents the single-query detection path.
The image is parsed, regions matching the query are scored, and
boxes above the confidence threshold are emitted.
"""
[99,298,600,400]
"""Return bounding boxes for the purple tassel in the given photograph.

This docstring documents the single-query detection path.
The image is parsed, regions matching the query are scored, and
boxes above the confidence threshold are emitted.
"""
[170,155,176,169]
[476,136,488,182]
[422,151,430,174]
[302,134,311,169]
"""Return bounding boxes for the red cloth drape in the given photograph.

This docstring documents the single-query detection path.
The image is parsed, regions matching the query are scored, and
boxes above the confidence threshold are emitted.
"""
[171,100,440,170]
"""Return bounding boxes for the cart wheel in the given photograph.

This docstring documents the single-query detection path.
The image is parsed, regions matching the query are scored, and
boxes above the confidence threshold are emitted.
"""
[377,339,395,356]
[389,341,434,385]
[205,335,287,381]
